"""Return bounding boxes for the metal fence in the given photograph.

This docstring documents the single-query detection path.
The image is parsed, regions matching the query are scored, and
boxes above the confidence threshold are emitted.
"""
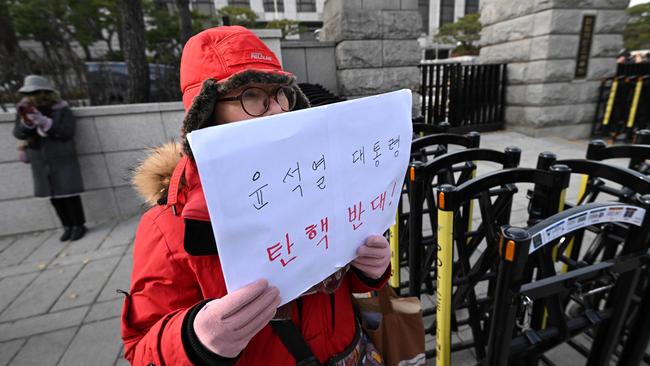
[417,63,507,132]
[617,62,650,76]
[592,73,650,142]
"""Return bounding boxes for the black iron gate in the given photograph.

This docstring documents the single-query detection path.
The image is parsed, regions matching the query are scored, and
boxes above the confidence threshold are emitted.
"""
[617,62,650,76]
[418,62,507,132]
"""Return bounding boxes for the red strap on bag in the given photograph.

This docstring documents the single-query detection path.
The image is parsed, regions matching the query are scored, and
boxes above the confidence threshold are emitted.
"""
[167,155,189,216]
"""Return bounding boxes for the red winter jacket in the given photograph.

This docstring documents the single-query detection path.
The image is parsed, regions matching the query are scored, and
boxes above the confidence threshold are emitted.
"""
[121,143,389,365]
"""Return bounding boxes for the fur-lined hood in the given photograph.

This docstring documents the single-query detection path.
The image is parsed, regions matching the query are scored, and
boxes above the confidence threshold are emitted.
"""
[133,77,310,207]
[132,142,183,207]
[180,75,309,158]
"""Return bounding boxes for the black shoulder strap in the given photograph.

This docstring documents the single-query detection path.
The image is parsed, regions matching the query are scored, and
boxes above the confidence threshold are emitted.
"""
[270,320,322,366]
[184,219,219,256]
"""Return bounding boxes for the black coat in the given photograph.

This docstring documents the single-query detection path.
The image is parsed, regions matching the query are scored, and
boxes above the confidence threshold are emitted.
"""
[13,104,84,198]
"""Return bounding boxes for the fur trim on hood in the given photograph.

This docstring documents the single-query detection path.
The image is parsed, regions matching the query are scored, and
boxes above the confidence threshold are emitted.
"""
[133,74,311,206]
[132,142,183,207]
[181,71,310,158]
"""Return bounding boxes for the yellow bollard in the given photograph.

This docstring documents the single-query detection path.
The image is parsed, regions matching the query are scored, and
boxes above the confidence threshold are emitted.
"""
[627,77,645,129]
[436,191,454,366]
[389,209,400,288]
[602,78,618,126]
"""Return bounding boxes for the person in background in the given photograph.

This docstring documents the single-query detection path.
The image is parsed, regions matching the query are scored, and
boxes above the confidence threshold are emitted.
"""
[121,26,391,365]
[13,75,87,241]
[616,49,631,63]
[632,52,645,63]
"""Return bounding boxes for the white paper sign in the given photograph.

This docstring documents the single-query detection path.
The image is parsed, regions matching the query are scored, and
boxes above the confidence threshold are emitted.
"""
[188,89,413,304]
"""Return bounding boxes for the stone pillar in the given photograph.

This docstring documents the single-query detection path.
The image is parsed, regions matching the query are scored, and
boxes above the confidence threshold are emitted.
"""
[320,0,422,103]
[479,0,629,138]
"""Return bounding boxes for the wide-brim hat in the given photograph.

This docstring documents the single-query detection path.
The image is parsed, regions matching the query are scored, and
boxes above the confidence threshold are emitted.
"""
[18,75,57,94]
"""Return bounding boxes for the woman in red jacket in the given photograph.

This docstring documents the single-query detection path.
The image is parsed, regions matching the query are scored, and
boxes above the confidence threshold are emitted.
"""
[121,26,391,366]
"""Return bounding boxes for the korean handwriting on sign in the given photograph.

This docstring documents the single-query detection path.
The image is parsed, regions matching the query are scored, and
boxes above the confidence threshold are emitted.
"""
[312,154,327,190]
[373,141,381,167]
[347,181,400,231]
[283,162,303,197]
[371,192,386,211]
[266,233,296,267]
[348,201,365,230]
[305,217,329,249]
[249,171,268,210]
[388,135,400,157]
[353,136,400,168]
[352,147,365,165]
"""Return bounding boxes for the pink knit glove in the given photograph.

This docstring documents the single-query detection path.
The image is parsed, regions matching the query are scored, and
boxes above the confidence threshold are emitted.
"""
[193,279,280,358]
[26,111,52,137]
[352,235,391,279]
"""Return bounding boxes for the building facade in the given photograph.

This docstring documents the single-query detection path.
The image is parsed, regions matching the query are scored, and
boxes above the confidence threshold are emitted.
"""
[189,0,480,59]
[211,0,325,23]
[419,0,479,35]
[418,0,480,59]
[201,0,478,32]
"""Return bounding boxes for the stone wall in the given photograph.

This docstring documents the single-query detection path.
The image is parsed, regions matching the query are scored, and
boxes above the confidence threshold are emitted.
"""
[320,0,423,100]
[281,40,338,93]
[479,0,629,138]
[0,103,184,236]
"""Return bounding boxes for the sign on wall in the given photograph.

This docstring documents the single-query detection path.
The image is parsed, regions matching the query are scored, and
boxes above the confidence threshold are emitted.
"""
[575,15,596,78]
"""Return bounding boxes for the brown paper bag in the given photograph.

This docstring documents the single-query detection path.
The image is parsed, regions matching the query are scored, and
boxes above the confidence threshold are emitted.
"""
[355,286,426,366]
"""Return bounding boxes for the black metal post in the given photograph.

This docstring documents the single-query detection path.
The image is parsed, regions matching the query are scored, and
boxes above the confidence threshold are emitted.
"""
[592,79,607,137]
[617,263,650,365]
[434,65,441,124]
[526,164,571,365]
[466,131,481,148]
[504,146,522,169]
[462,65,471,126]
[441,65,450,123]
[408,161,425,297]
[420,64,427,120]
[631,129,650,170]
[498,64,507,125]
[485,226,531,366]
[586,194,650,366]
[527,152,558,227]
[585,139,607,160]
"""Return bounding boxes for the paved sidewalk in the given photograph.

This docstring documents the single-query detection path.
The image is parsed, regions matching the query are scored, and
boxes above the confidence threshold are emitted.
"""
[0,216,139,366]
[0,131,623,366]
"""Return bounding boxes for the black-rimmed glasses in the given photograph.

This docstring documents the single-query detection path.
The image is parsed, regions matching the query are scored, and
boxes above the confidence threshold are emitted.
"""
[215,86,297,117]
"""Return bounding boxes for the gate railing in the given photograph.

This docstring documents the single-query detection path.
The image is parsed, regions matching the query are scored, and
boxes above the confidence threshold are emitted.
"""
[418,62,508,132]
